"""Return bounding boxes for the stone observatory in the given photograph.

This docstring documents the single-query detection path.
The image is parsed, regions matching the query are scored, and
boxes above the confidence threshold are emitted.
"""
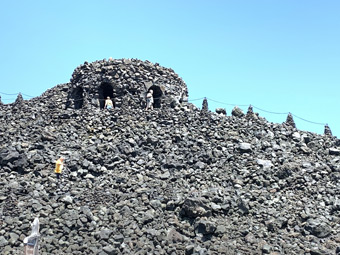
[66,58,188,110]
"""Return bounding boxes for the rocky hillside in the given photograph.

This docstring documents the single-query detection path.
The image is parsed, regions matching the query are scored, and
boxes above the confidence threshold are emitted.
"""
[0,60,340,255]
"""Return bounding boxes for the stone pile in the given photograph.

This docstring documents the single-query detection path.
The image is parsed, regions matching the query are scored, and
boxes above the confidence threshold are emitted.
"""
[0,59,340,255]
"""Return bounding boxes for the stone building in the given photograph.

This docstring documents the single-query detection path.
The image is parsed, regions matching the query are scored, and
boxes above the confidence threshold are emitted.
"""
[66,58,188,110]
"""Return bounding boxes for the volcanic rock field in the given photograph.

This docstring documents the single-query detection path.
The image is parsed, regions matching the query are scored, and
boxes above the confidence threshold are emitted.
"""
[0,59,340,254]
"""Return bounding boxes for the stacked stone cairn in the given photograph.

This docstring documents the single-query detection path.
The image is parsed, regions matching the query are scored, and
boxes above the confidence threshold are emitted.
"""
[0,58,339,254]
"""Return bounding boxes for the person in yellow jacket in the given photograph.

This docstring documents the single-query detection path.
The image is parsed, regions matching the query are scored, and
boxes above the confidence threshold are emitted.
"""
[55,157,64,180]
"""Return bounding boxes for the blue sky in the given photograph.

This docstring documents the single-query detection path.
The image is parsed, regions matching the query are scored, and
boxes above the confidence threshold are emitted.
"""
[0,1,339,137]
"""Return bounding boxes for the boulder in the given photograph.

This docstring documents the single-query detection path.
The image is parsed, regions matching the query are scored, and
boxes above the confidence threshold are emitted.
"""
[231,106,244,117]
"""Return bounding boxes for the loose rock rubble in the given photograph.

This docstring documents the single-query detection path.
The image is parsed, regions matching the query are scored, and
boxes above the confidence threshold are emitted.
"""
[0,59,340,255]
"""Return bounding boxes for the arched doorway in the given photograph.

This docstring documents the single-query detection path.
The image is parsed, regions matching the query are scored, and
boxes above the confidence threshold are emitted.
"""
[73,87,84,109]
[148,85,163,108]
[98,82,114,109]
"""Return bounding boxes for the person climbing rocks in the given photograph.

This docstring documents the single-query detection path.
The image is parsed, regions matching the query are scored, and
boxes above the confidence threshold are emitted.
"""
[104,96,114,110]
[145,89,154,110]
[55,157,65,180]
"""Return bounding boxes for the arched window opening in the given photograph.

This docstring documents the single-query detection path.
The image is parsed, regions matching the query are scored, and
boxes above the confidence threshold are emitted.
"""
[73,87,84,109]
[99,82,114,109]
[149,85,163,108]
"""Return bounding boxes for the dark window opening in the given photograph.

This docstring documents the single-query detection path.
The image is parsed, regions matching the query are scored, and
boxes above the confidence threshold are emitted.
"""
[73,87,84,109]
[149,85,163,108]
[99,82,114,109]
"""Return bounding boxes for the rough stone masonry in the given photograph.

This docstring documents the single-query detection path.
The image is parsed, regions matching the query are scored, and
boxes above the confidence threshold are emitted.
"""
[0,58,339,255]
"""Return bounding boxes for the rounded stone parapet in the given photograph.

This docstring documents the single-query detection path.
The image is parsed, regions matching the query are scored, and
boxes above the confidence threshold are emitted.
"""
[66,58,188,110]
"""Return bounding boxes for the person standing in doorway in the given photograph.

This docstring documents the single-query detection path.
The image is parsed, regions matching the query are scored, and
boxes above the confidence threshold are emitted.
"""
[104,96,114,110]
[145,90,154,110]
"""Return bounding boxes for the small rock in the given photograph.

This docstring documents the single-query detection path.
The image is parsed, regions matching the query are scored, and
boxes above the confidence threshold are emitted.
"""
[102,245,117,255]
[240,143,252,153]
[215,108,226,115]
[0,236,8,247]
[305,218,331,238]
[180,198,211,218]
[262,244,272,254]
[329,148,340,156]
[62,195,73,204]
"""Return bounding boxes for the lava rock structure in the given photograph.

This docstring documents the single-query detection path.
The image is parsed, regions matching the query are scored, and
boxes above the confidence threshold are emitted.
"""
[0,59,339,255]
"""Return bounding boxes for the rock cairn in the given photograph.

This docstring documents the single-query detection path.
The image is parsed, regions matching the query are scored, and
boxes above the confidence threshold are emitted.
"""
[246,105,254,118]
[0,59,340,255]
[202,98,208,112]
[14,93,24,107]
[285,113,296,128]
[325,124,333,136]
